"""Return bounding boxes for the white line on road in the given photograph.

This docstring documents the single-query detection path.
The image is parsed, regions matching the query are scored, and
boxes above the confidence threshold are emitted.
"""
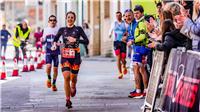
[0,77,20,84]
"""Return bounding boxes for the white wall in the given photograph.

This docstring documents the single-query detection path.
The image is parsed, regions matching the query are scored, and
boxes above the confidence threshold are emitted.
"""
[43,0,51,27]
[56,0,66,27]
[56,0,83,27]
[77,0,83,26]
[120,0,131,13]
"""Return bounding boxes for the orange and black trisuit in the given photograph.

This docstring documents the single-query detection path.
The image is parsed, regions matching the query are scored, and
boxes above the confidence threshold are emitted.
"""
[53,26,89,73]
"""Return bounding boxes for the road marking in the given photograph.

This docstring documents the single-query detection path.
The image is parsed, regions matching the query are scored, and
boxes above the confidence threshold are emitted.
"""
[0,77,20,84]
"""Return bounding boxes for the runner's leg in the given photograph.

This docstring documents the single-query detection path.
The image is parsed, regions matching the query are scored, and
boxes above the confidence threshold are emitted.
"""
[70,73,77,97]
[61,60,73,108]
[63,71,71,99]
[46,55,52,88]
[117,55,122,74]
[63,71,72,108]
[121,42,127,75]
[70,64,80,97]
[52,55,59,91]
[114,41,123,78]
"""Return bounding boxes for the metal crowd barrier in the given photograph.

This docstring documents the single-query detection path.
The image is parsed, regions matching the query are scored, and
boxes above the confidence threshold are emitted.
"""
[143,48,200,112]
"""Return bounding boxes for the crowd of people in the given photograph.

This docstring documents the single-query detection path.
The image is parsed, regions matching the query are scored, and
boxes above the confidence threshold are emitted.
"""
[110,0,200,99]
[0,12,90,109]
[1,0,200,110]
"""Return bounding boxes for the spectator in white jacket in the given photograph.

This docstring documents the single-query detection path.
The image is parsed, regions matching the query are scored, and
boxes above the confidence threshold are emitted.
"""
[182,0,200,51]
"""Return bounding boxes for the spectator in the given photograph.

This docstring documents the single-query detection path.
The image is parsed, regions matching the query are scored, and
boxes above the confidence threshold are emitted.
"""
[181,0,193,18]
[144,15,158,74]
[12,19,31,61]
[127,5,149,98]
[164,2,192,50]
[156,2,163,24]
[182,0,200,51]
[34,27,43,51]
[0,24,11,60]
[82,22,91,57]
[160,10,173,26]
[149,19,190,62]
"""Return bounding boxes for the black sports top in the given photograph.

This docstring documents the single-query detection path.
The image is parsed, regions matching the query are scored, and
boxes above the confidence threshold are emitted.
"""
[54,26,89,48]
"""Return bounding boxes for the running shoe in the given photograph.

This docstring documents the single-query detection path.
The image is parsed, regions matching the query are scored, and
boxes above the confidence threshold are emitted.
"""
[118,73,123,79]
[122,67,128,75]
[129,89,137,94]
[128,90,144,98]
[66,100,72,109]
[52,84,57,91]
[71,87,76,97]
[142,92,146,97]
[46,80,51,88]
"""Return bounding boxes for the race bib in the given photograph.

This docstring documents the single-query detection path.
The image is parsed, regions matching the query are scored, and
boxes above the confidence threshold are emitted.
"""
[62,48,75,58]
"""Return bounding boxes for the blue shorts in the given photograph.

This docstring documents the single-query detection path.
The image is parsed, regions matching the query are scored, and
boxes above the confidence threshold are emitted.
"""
[132,46,149,63]
[46,54,59,67]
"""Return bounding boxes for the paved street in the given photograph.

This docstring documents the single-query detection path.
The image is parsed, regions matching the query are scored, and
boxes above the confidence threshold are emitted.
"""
[0,57,144,112]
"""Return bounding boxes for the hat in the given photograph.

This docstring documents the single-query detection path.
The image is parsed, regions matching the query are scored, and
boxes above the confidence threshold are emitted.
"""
[22,19,29,25]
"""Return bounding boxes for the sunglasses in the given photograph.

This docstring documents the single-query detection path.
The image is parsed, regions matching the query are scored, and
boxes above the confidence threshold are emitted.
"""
[49,19,56,22]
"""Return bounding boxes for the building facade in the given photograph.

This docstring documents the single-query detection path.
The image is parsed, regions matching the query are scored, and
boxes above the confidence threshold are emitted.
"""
[1,0,157,56]
[43,0,131,56]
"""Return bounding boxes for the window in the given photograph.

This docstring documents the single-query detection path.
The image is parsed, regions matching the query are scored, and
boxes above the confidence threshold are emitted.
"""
[0,2,5,11]
[88,0,90,23]
[118,0,120,11]
[104,1,110,18]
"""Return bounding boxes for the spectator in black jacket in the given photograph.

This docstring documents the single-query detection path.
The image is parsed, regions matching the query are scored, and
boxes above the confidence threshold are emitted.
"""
[149,19,190,62]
